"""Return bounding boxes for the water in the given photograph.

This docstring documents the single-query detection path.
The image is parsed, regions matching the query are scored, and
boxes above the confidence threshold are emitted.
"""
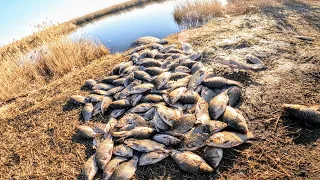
[70,0,185,53]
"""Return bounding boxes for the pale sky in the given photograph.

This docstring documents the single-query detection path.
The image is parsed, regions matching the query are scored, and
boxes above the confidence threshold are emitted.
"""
[0,0,130,45]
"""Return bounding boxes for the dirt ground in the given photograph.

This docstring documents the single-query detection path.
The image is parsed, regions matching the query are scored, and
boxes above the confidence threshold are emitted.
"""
[1,0,319,179]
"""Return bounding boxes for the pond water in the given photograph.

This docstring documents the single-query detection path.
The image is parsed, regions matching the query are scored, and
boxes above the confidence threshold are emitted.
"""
[70,0,228,53]
[70,0,185,53]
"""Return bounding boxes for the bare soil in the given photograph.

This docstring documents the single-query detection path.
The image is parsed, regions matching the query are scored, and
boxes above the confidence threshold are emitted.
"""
[1,0,319,179]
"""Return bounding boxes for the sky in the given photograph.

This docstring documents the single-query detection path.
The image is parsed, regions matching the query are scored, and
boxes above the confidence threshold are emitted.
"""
[0,0,130,45]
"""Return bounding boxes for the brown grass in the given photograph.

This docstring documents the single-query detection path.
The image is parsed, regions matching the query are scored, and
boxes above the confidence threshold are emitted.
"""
[0,28,109,103]
[174,0,280,28]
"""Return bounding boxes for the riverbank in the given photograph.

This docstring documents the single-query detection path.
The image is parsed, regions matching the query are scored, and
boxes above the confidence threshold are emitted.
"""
[0,0,319,179]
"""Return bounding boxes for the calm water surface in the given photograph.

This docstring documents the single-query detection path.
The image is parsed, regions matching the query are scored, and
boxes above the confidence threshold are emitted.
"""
[70,0,186,53]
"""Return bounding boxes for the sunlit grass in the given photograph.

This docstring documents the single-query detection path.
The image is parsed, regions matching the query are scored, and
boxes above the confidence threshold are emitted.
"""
[0,24,108,102]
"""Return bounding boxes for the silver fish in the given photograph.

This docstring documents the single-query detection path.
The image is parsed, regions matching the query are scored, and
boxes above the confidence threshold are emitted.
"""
[86,94,103,103]
[206,131,254,148]
[124,139,165,152]
[128,83,154,94]
[190,62,204,74]
[100,96,112,114]
[92,83,114,91]
[113,127,155,139]
[170,72,190,81]
[116,113,150,128]
[110,109,126,118]
[82,154,98,180]
[200,86,219,102]
[110,99,131,109]
[181,42,194,54]
[145,67,166,76]
[203,77,243,88]
[282,104,320,128]
[139,150,169,166]
[209,90,229,120]
[77,125,100,139]
[227,86,242,107]
[129,94,143,106]
[179,90,200,104]
[70,95,87,104]
[153,134,181,146]
[195,98,211,124]
[130,103,153,113]
[170,150,213,173]
[113,77,126,86]
[221,106,249,134]
[82,103,93,122]
[188,69,206,90]
[165,114,196,136]
[141,94,163,103]
[140,59,162,67]
[103,156,128,180]
[96,134,114,169]
[101,75,120,84]
[152,110,171,131]
[85,79,97,88]
[175,66,191,73]
[189,51,203,61]
[156,104,183,127]
[133,70,153,82]
[203,147,223,168]
[178,129,210,151]
[168,87,187,104]
[155,72,172,89]
[170,76,191,90]
[110,155,138,180]
[113,144,134,157]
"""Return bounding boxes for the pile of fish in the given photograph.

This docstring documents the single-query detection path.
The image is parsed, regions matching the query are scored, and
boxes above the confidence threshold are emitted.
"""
[70,39,254,180]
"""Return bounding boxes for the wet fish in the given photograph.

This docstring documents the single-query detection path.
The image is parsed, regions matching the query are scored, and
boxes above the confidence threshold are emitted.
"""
[188,69,207,90]
[201,86,219,102]
[282,104,320,128]
[113,127,155,139]
[77,125,100,139]
[181,42,193,54]
[160,44,177,53]
[170,150,213,173]
[100,96,112,114]
[193,120,227,134]
[116,113,150,128]
[203,147,223,168]
[86,94,104,103]
[124,139,166,152]
[112,61,133,75]
[170,76,191,90]
[110,155,138,180]
[221,106,249,134]
[113,144,134,157]
[191,62,205,74]
[110,99,131,109]
[227,86,242,107]
[140,107,155,120]
[128,83,154,94]
[178,129,210,151]
[152,110,171,131]
[153,134,181,146]
[82,103,93,122]
[101,75,120,84]
[179,90,200,104]
[209,90,229,120]
[195,98,210,124]
[181,60,197,68]
[170,72,190,81]
[129,52,140,64]
[203,77,243,88]
[110,109,126,118]
[113,77,127,86]
[139,150,169,166]
[103,156,128,180]
[156,104,183,126]
[92,83,114,91]
[118,81,142,99]
[141,94,163,103]
[96,134,114,169]
[206,131,254,148]
[82,154,98,180]
[154,72,172,89]
[175,66,191,73]
[70,95,87,104]
[129,94,143,106]
[168,87,187,104]
[85,79,97,88]
[189,51,203,61]
[133,70,153,82]
[130,103,153,113]
[105,86,125,96]
[95,118,118,135]
[145,67,166,76]
[140,59,162,67]
[165,114,196,136]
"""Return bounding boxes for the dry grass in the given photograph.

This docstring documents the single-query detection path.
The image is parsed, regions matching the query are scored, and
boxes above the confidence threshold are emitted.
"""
[174,0,280,28]
[0,27,109,103]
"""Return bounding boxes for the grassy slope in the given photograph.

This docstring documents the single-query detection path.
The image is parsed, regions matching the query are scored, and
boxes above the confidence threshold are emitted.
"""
[1,0,319,179]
